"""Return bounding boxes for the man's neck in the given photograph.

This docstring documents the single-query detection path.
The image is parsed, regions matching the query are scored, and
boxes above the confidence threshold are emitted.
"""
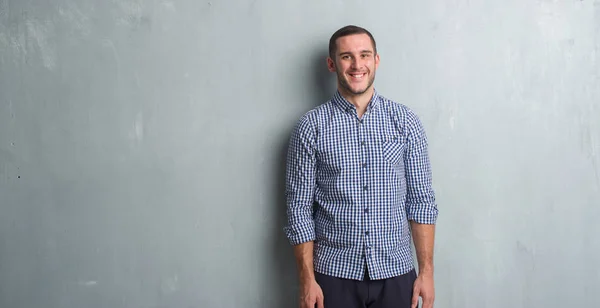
[339,87,375,118]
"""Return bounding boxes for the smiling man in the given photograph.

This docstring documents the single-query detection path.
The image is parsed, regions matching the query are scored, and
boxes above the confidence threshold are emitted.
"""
[284,25,439,308]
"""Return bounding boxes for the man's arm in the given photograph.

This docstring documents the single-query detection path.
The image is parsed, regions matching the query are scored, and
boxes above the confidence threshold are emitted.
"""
[410,222,436,308]
[293,241,316,282]
[403,109,438,308]
[283,114,318,272]
[410,222,435,275]
[403,108,438,245]
[283,115,324,308]
[293,241,324,308]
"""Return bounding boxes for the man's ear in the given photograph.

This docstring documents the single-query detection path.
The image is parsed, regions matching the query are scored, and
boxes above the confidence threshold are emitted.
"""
[327,57,336,72]
[375,53,380,69]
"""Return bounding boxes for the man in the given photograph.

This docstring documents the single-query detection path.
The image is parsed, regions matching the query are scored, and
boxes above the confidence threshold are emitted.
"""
[284,25,439,308]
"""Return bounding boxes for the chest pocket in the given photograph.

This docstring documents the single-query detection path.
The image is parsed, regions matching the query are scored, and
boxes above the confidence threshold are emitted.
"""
[381,135,406,166]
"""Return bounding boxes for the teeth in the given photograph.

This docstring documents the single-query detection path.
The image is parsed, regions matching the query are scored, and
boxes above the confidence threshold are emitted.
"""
[351,74,364,78]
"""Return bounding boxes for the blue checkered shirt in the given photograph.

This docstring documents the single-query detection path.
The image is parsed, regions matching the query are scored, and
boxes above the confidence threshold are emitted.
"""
[284,89,438,281]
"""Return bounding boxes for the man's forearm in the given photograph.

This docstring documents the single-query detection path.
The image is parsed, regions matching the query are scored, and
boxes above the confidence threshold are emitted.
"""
[410,222,436,275]
[293,241,315,282]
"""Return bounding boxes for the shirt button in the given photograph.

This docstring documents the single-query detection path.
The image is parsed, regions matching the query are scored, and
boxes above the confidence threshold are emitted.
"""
[361,141,365,146]
[362,163,367,168]
[363,185,368,191]
[364,208,369,213]
[365,231,369,235]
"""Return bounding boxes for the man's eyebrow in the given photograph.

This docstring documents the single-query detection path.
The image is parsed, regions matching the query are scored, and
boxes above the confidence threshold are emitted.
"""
[339,50,374,56]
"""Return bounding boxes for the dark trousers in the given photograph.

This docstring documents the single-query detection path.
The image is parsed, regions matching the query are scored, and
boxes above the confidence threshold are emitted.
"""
[314,268,417,308]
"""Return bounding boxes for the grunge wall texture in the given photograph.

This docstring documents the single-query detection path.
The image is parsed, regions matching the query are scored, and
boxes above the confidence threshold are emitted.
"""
[1,0,599,307]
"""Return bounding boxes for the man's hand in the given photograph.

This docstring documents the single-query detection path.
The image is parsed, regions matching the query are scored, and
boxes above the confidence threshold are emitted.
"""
[299,278,324,308]
[411,272,434,308]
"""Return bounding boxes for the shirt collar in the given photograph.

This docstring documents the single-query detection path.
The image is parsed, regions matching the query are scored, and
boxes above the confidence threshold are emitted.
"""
[332,88,380,113]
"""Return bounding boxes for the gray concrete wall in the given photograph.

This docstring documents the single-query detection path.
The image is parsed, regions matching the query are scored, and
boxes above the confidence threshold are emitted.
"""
[1,0,599,307]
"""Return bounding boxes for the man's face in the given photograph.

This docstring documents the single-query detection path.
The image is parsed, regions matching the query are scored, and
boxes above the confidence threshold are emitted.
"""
[328,33,380,96]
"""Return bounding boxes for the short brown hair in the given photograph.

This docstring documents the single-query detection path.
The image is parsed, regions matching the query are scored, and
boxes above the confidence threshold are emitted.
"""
[328,25,377,59]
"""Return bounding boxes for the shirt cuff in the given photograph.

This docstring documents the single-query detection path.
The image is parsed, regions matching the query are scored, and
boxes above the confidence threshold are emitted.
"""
[407,203,439,224]
[284,221,316,246]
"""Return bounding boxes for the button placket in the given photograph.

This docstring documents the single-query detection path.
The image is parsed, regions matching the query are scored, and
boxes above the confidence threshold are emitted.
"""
[358,115,370,259]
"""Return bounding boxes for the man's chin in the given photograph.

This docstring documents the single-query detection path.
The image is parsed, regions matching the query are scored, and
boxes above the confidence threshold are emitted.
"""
[338,79,373,96]
[348,86,369,95]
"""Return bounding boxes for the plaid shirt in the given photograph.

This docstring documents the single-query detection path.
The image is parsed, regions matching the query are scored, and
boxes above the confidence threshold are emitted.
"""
[284,89,438,281]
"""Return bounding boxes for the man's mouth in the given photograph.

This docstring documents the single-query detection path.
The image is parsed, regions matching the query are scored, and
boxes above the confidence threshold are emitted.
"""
[349,72,366,80]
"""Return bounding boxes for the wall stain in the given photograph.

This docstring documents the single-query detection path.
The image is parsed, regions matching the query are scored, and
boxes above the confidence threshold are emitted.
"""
[25,18,56,70]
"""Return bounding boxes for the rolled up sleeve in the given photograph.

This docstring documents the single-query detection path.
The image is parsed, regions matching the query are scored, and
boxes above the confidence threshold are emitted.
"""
[404,109,439,224]
[283,114,317,245]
